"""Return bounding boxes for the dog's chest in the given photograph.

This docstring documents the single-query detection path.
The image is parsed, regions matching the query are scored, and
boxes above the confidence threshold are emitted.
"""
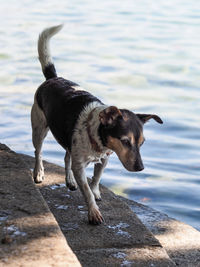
[71,102,112,164]
[72,122,110,164]
[84,148,110,164]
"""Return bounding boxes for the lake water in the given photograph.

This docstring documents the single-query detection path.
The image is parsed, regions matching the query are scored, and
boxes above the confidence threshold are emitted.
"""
[0,0,200,230]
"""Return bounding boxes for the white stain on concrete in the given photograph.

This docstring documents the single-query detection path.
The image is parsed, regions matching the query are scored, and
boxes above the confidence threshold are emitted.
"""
[0,216,8,221]
[56,205,68,210]
[113,252,133,266]
[79,211,86,214]
[5,225,27,237]
[108,222,131,238]
[113,252,126,259]
[61,193,71,198]
[49,183,66,190]
[117,229,131,237]
[61,222,79,231]
[121,260,133,266]
[108,222,129,230]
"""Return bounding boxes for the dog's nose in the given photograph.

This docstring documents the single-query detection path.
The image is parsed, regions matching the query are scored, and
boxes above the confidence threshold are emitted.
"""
[135,165,144,172]
[134,154,144,172]
[134,161,144,172]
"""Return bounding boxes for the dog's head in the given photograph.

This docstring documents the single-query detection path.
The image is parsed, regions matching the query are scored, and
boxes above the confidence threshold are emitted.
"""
[99,106,163,172]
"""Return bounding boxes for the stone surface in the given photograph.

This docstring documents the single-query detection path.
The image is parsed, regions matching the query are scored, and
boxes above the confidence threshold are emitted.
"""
[19,152,175,267]
[4,143,196,266]
[2,142,199,267]
[75,247,174,267]
[122,197,200,267]
[0,144,80,267]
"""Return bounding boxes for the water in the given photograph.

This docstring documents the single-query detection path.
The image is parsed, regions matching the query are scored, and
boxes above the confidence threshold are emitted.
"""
[0,0,200,230]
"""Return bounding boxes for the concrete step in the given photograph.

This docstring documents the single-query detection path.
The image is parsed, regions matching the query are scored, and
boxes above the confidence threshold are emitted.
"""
[19,149,175,267]
[0,144,80,267]
[122,197,200,267]
[2,143,199,266]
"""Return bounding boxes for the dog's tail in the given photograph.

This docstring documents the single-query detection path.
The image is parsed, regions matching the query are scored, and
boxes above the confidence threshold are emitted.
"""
[38,24,63,80]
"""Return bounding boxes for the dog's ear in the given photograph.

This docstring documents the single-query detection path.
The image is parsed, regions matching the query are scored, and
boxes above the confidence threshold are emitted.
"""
[136,114,163,124]
[99,106,122,126]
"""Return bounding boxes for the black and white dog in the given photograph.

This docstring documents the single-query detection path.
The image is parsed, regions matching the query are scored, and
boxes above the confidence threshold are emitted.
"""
[31,25,163,224]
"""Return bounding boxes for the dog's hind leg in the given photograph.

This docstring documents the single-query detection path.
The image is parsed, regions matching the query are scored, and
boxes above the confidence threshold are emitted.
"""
[90,157,109,201]
[64,151,78,191]
[31,101,49,183]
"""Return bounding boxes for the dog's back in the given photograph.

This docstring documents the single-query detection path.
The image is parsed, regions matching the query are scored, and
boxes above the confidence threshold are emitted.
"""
[36,77,102,150]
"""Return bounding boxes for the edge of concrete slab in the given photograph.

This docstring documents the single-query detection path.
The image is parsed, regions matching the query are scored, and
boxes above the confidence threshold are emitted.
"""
[0,144,81,267]
[120,196,200,267]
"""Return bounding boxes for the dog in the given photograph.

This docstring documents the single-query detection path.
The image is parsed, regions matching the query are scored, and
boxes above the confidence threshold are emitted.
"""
[31,25,163,225]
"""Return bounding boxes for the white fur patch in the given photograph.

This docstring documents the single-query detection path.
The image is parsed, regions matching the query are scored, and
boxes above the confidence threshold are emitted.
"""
[71,85,85,91]
[71,102,112,164]
[38,24,63,71]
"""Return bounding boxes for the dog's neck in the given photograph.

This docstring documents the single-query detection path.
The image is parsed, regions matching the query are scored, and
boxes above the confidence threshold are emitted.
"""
[87,116,101,153]
[86,104,109,154]
[73,102,112,163]
[72,101,112,162]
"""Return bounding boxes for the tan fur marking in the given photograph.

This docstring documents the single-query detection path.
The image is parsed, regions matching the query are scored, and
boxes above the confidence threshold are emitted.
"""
[127,132,135,145]
[107,136,129,163]
[138,132,145,146]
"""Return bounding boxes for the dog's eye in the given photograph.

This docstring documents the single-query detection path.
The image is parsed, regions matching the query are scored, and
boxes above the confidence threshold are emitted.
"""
[121,138,131,147]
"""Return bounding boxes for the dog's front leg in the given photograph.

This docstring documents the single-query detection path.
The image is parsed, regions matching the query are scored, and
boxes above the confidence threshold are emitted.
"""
[90,157,109,201]
[71,162,104,225]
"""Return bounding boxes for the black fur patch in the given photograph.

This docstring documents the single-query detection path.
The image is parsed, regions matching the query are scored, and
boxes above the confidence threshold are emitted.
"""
[36,77,102,150]
[43,64,57,80]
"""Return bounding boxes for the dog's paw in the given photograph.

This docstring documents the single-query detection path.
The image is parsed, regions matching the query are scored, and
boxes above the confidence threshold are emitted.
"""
[66,182,78,191]
[65,171,78,191]
[33,169,44,183]
[90,183,101,201]
[92,189,101,201]
[88,205,104,225]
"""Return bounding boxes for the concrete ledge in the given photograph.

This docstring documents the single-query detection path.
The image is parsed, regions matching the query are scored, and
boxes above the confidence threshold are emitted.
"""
[18,150,175,266]
[122,197,200,267]
[2,143,199,266]
[0,144,80,266]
